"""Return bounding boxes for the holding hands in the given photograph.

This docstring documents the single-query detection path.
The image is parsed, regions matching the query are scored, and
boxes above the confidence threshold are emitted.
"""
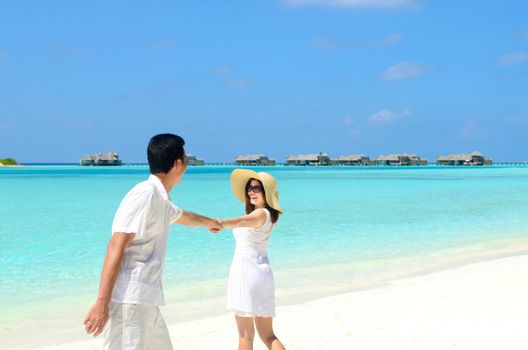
[207,218,224,234]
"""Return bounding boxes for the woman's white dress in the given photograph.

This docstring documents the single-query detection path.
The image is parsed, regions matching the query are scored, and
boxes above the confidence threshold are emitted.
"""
[227,208,276,317]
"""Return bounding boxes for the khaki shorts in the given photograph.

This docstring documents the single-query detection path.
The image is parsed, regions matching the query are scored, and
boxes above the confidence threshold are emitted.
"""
[103,302,173,350]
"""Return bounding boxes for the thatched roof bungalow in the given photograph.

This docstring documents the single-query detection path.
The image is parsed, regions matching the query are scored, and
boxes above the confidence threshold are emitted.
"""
[374,153,427,166]
[332,154,370,166]
[235,154,276,165]
[80,151,122,166]
[286,153,331,166]
[187,154,205,166]
[436,152,492,166]
[80,154,96,166]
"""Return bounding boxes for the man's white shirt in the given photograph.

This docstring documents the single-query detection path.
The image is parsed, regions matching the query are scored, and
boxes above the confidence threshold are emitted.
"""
[111,175,182,306]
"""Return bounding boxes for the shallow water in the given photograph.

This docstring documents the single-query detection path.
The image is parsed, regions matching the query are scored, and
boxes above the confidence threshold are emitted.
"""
[1,165,528,347]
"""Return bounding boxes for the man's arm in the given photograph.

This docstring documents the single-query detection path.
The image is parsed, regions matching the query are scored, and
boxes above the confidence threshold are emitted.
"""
[174,210,222,232]
[83,232,135,337]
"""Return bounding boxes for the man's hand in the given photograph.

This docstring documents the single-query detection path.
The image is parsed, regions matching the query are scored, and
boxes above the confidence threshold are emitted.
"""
[83,300,109,337]
[82,233,133,337]
[208,219,223,234]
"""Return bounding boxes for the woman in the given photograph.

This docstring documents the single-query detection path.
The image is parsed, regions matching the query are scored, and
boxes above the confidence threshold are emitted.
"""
[219,169,285,350]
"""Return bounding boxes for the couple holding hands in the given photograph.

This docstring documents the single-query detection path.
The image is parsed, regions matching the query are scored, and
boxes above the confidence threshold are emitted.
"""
[83,133,285,350]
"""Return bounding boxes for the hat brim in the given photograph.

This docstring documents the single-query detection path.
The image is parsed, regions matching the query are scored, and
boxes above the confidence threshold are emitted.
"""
[230,169,283,214]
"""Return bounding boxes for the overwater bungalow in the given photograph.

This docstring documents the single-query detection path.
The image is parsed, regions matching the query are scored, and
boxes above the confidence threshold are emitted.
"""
[80,151,122,166]
[332,154,371,166]
[286,153,331,166]
[374,153,427,166]
[187,154,205,166]
[235,154,276,165]
[436,152,492,166]
[80,154,95,166]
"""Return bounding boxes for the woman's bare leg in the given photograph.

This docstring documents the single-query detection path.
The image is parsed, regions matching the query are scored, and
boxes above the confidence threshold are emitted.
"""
[255,317,285,350]
[235,315,255,350]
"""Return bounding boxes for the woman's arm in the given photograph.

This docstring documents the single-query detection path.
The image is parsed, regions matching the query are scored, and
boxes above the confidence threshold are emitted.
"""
[220,209,267,229]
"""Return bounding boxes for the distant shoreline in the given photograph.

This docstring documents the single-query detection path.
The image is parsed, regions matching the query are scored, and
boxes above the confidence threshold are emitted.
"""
[6,162,528,167]
[0,158,20,167]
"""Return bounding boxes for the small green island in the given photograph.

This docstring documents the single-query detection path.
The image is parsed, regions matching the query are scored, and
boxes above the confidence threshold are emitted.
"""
[0,158,18,166]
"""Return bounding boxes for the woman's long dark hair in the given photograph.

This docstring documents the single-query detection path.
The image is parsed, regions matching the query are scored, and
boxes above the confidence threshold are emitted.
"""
[245,179,280,224]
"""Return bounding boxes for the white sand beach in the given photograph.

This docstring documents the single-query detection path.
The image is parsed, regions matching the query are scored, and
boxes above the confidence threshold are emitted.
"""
[33,254,528,350]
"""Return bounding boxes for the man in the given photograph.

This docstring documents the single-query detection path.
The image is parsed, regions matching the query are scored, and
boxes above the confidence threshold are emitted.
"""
[83,133,222,349]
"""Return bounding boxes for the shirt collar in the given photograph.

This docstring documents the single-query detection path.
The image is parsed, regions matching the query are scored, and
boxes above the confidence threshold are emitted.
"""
[148,174,170,200]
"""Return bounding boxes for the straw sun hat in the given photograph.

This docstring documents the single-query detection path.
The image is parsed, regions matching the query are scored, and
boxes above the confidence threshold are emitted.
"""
[230,169,283,214]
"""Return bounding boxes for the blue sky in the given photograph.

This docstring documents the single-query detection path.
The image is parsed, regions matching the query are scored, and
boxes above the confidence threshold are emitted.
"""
[1,0,527,163]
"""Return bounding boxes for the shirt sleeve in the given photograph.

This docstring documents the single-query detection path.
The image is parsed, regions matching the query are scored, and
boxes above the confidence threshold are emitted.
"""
[112,189,154,236]
[168,201,183,223]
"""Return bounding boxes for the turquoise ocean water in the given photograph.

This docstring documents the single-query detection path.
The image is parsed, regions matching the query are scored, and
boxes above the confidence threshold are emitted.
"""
[1,165,528,348]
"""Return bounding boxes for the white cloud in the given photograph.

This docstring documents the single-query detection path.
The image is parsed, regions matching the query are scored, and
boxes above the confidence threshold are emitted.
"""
[503,113,528,125]
[383,32,402,45]
[225,79,253,90]
[380,61,433,81]
[496,52,528,66]
[284,0,416,9]
[211,65,233,76]
[368,108,410,125]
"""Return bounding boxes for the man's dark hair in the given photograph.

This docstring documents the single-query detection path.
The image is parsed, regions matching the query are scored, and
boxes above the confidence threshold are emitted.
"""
[147,133,186,174]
